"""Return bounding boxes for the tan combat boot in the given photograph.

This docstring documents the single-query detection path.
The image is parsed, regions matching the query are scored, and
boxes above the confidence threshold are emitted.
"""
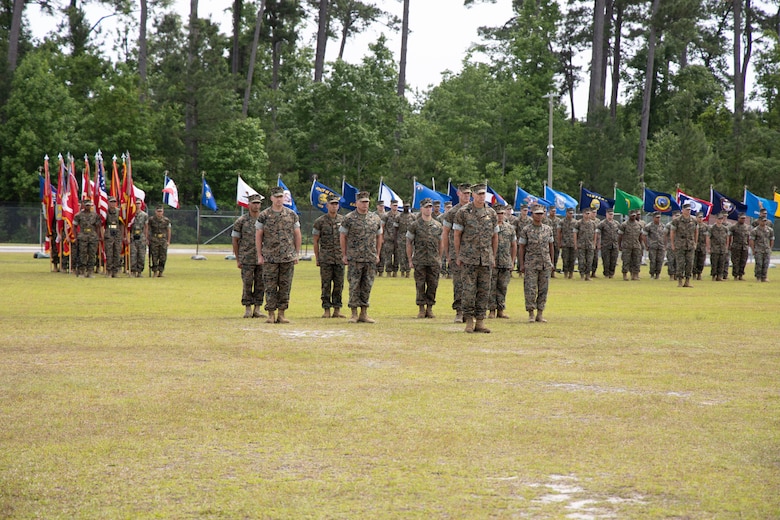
[276,309,290,323]
[358,307,375,323]
[623,273,629,281]
[497,309,510,319]
[683,278,692,288]
[417,305,426,319]
[677,277,683,287]
[535,311,547,323]
[488,310,496,319]
[322,308,331,318]
[253,305,266,318]
[474,319,491,333]
[265,310,276,323]
[454,312,463,323]
[348,308,359,323]
[331,308,346,318]
[528,311,535,323]
[464,316,475,333]
[243,305,253,318]
[425,305,435,319]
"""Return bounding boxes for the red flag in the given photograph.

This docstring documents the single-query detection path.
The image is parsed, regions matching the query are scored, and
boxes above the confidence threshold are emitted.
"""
[81,155,93,201]
[94,152,109,224]
[43,156,55,252]
[56,155,68,257]
[121,153,137,227]
[110,155,121,202]
[62,157,80,247]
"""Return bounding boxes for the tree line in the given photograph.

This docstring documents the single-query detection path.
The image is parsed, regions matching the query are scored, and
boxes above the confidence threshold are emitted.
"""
[1,0,779,210]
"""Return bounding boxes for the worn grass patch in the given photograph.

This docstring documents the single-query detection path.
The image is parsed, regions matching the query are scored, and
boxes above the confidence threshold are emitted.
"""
[1,251,778,518]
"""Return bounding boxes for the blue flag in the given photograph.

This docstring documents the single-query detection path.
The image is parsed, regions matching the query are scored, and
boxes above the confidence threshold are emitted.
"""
[544,186,578,215]
[744,189,778,222]
[201,177,218,212]
[580,187,614,216]
[486,185,508,207]
[448,180,458,202]
[310,179,340,213]
[710,189,746,221]
[514,186,552,211]
[340,180,358,211]
[413,181,450,209]
[277,178,299,214]
[643,187,679,215]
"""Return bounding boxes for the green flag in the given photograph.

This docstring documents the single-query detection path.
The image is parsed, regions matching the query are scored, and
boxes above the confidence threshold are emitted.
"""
[614,188,643,215]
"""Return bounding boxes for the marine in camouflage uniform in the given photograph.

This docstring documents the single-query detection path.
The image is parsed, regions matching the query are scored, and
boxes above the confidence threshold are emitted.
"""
[574,208,597,281]
[103,197,123,277]
[454,184,498,333]
[642,212,666,279]
[618,210,644,280]
[729,214,751,280]
[708,213,730,281]
[670,203,699,287]
[72,200,100,277]
[489,206,516,319]
[381,201,401,276]
[256,186,302,323]
[232,194,265,318]
[148,206,171,277]
[437,204,451,278]
[665,213,679,279]
[596,208,620,278]
[544,206,562,277]
[558,207,577,278]
[375,203,386,274]
[406,198,442,318]
[693,214,709,279]
[749,218,775,282]
[518,206,554,323]
[340,191,383,323]
[312,195,345,318]
[129,201,148,277]
[513,205,531,275]
[397,204,415,277]
[442,184,472,322]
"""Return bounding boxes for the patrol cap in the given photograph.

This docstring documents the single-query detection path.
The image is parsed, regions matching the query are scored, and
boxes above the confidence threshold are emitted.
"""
[390,199,399,205]
[652,211,661,217]
[156,205,164,210]
[738,212,746,218]
[565,207,574,213]
[717,212,727,219]
[681,201,692,209]
[458,183,472,193]
[471,183,487,194]
[444,201,453,207]
[377,200,385,205]
[108,196,117,202]
[84,200,94,206]
[403,201,411,208]
[432,200,441,206]
[759,216,768,221]
[494,204,506,214]
[420,198,433,207]
[135,197,144,203]
[759,208,768,214]
[606,208,614,214]
[248,193,263,203]
[532,206,545,214]
[356,191,370,202]
[269,186,285,197]
[327,195,340,204]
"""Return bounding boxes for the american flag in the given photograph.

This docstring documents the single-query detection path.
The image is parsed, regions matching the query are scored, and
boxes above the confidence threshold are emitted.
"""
[94,153,109,224]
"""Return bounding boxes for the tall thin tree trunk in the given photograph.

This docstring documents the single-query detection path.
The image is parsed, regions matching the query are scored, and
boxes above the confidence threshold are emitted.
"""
[587,0,607,119]
[609,0,623,120]
[231,0,243,76]
[637,0,661,183]
[733,0,744,182]
[138,0,148,97]
[7,0,25,72]
[186,0,199,175]
[338,20,350,59]
[397,0,410,100]
[243,0,265,118]
[314,0,329,82]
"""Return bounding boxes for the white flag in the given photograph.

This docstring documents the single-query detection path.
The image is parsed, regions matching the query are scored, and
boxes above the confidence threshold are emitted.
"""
[237,175,262,208]
[162,176,179,208]
[379,181,403,210]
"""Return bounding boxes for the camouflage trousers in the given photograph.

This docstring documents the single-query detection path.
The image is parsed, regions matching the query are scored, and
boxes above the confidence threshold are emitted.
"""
[489,267,512,311]
[381,239,399,274]
[241,264,264,306]
[710,252,728,278]
[754,251,771,280]
[397,243,410,274]
[675,248,695,279]
[524,267,550,311]
[77,235,98,271]
[413,264,440,306]
[460,263,491,320]
[149,239,168,274]
[621,247,642,275]
[104,235,122,274]
[648,248,665,277]
[561,246,576,274]
[590,249,599,275]
[449,258,464,311]
[601,244,619,277]
[552,244,560,272]
[731,247,748,277]
[347,262,376,308]
[577,248,595,276]
[666,249,677,276]
[263,262,295,311]
[319,263,344,309]
[130,237,147,274]
[693,249,707,275]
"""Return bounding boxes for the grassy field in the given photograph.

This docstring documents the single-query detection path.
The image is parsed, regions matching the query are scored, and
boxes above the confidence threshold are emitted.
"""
[1,249,778,519]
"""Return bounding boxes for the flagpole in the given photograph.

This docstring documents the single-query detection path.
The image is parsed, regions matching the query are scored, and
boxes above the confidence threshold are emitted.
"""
[431,177,436,192]
[412,176,417,208]
[196,172,204,257]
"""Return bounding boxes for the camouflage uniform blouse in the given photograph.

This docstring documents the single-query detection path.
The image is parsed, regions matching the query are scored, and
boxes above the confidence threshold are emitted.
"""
[575,218,597,249]
[232,213,259,265]
[596,218,620,247]
[750,225,775,253]
[255,207,300,263]
[670,215,697,250]
[544,214,562,245]
[642,221,666,250]
[495,221,516,269]
[453,203,498,266]
[312,213,344,265]
[708,223,729,254]
[340,211,382,263]
[442,202,465,261]
[696,222,709,250]
[558,217,577,247]
[131,210,148,241]
[73,211,100,238]
[619,219,644,249]
[518,222,554,270]
[729,222,750,249]
[148,215,171,242]
[383,211,400,243]
[406,217,442,266]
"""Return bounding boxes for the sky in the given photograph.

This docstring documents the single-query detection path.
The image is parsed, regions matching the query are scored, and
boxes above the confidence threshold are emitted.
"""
[25,0,587,113]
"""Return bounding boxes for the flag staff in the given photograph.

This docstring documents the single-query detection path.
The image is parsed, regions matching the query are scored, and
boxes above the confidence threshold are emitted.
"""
[194,171,205,259]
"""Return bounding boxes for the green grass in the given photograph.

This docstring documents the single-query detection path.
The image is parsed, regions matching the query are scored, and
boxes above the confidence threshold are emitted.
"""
[1,250,779,518]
